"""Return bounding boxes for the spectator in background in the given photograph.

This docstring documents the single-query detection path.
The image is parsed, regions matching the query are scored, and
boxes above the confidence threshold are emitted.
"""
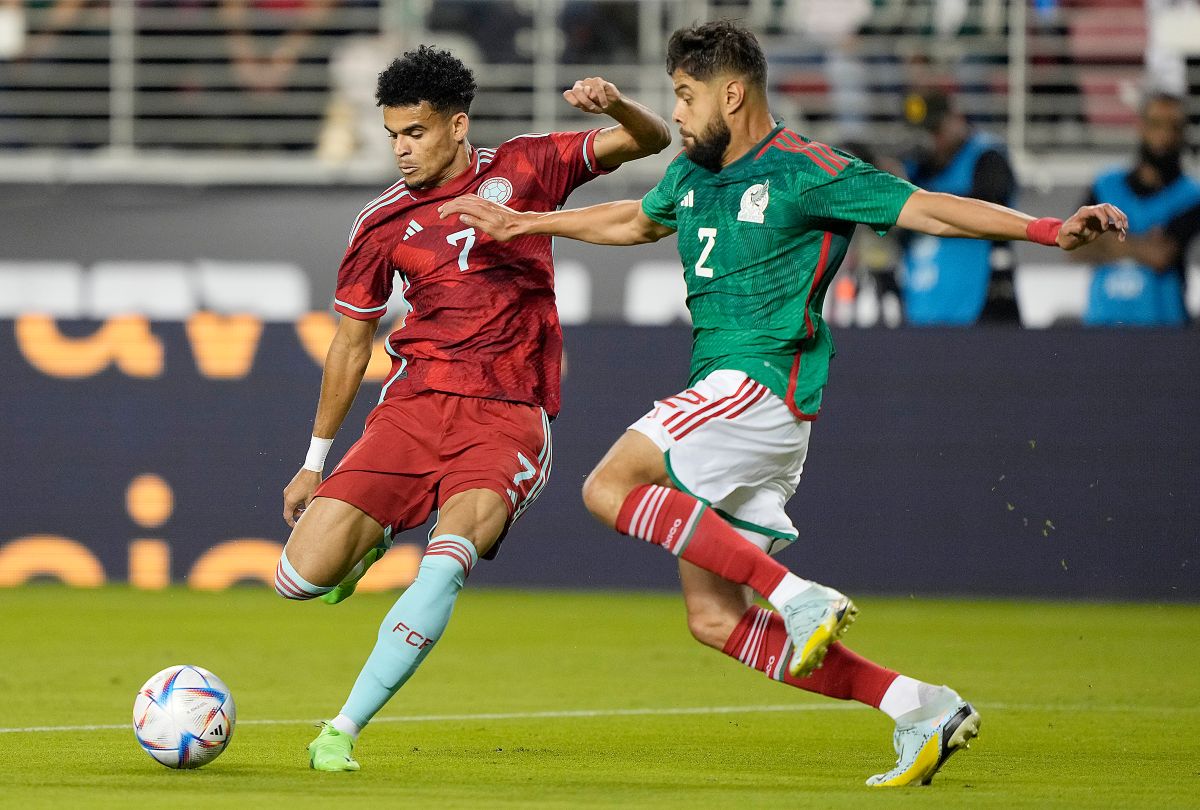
[220,0,336,95]
[0,0,108,150]
[559,1,638,65]
[897,88,1020,325]
[426,1,527,64]
[1070,92,1200,326]
[0,0,91,62]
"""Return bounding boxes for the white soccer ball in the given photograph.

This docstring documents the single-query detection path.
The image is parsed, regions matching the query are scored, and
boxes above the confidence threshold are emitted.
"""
[132,664,236,769]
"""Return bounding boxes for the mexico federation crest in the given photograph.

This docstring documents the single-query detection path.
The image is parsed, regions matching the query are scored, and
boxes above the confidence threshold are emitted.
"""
[737,180,770,223]
[478,176,514,204]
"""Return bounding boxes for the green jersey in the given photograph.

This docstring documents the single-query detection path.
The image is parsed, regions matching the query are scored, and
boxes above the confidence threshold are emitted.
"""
[641,125,917,418]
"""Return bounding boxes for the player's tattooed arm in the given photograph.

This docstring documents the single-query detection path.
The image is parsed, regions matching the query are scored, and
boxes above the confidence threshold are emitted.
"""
[440,196,674,246]
[896,190,1129,249]
[563,77,672,168]
[282,315,379,526]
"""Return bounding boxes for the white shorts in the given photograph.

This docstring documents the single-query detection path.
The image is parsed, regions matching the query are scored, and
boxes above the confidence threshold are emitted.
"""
[628,369,811,555]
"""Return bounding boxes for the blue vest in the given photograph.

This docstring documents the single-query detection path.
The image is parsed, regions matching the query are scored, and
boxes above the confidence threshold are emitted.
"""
[1085,168,1200,326]
[901,133,1012,325]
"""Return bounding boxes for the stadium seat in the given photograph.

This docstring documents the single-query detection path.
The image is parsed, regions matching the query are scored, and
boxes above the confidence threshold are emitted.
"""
[624,262,691,325]
[195,260,310,321]
[0,261,85,318]
[87,262,195,320]
[553,260,592,326]
[1013,264,1092,327]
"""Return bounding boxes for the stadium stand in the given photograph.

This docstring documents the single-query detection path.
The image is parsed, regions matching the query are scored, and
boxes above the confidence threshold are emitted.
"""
[0,0,1194,183]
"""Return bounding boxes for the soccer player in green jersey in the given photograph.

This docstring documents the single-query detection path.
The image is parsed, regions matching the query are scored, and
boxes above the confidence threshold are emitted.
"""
[441,21,1127,787]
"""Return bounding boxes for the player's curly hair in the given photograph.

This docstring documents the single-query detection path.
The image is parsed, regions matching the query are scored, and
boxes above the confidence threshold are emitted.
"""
[666,20,767,89]
[375,45,477,114]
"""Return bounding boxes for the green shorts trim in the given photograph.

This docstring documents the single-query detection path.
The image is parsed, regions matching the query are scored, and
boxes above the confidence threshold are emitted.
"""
[664,450,798,542]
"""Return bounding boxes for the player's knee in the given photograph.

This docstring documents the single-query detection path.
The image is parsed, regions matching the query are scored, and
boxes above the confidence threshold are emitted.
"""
[685,609,733,650]
[579,471,605,519]
[581,466,628,528]
[274,549,329,601]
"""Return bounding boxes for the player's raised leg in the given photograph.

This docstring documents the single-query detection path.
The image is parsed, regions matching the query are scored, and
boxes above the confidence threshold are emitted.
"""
[321,537,389,605]
[680,563,979,786]
[309,487,507,772]
[275,496,386,602]
[581,428,854,677]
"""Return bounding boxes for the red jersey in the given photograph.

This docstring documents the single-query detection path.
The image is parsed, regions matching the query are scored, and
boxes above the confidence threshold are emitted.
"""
[333,129,611,418]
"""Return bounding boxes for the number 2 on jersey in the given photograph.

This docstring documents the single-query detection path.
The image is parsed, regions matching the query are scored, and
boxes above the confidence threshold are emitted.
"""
[447,227,476,272]
[695,227,717,278]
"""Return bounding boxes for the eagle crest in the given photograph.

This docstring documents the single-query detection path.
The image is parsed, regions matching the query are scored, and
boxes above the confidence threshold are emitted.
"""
[737,180,770,223]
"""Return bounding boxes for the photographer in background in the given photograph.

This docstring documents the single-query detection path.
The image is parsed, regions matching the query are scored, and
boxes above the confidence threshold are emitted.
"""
[897,88,1021,325]
[1070,92,1200,327]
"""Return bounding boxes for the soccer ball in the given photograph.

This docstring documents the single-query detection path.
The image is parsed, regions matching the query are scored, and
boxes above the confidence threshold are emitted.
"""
[132,665,236,769]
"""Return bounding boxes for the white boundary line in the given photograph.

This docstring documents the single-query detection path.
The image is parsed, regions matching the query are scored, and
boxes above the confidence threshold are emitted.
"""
[1,700,1191,735]
[0,704,853,734]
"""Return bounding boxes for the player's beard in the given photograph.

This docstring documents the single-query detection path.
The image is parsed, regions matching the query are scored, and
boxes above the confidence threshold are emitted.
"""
[685,115,732,173]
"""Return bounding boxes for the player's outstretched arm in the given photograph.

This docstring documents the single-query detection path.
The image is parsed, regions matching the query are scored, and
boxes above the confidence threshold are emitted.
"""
[282,315,379,527]
[563,77,672,167]
[896,190,1129,250]
[440,195,675,246]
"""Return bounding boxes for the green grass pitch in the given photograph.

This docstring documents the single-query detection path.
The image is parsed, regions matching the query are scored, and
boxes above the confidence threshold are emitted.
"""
[0,586,1197,808]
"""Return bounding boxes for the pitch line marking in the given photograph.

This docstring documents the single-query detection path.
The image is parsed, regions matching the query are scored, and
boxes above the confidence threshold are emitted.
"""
[0,704,849,734]
[1,701,1192,734]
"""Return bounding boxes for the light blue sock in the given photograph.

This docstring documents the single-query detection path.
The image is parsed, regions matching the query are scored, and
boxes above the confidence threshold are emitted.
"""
[338,534,478,729]
[275,549,333,600]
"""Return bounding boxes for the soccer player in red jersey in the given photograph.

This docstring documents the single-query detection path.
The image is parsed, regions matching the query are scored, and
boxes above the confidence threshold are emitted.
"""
[275,45,671,771]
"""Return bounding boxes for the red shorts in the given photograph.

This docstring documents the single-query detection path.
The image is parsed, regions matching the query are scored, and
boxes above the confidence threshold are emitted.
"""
[315,392,552,558]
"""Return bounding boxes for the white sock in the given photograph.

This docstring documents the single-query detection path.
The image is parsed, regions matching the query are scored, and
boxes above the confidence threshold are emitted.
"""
[878,676,933,720]
[766,572,816,611]
[330,713,362,740]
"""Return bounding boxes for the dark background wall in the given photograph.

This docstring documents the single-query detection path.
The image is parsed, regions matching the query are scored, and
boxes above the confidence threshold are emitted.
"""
[0,181,1098,320]
[1,322,1195,600]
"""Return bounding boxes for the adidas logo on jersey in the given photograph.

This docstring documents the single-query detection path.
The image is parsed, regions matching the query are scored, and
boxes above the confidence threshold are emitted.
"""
[679,189,694,208]
[403,220,424,241]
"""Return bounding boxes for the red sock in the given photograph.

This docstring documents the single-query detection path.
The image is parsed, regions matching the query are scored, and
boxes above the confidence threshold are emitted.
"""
[616,484,789,598]
[722,605,898,706]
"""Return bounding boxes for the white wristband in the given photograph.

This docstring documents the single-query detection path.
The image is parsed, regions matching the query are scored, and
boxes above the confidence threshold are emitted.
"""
[303,436,334,472]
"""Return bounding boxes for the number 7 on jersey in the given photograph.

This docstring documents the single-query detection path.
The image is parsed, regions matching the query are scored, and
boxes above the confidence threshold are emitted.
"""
[447,227,476,272]
[695,227,717,278]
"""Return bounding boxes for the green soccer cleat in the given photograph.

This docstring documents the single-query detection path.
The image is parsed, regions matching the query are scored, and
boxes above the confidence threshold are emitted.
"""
[321,544,386,605]
[308,723,360,772]
[780,583,858,678]
[866,687,981,787]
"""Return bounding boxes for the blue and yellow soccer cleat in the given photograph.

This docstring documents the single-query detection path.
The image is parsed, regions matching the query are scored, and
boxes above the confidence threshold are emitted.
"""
[866,688,981,787]
[321,544,386,605]
[780,584,858,678]
[308,723,360,772]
